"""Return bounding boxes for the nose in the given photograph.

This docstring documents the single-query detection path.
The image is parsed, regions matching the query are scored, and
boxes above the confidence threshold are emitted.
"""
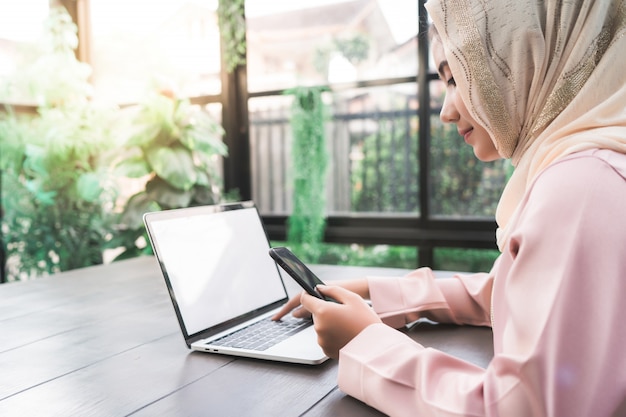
[440,92,459,124]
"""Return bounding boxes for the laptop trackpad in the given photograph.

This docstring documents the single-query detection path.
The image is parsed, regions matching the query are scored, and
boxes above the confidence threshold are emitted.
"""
[267,326,326,360]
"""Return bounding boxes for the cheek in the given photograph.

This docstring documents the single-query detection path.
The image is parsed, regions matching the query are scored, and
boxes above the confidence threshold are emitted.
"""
[475,130,501,161]
[453,92,471,120]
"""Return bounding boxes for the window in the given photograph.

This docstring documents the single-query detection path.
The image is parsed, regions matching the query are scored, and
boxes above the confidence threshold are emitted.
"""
[245,0,500,268]
[246,0,420,216]
[0,0,50,101]
[246,0,417,92]
[1,0,501,276]
[250,83,419,215]
[0,1,48,43]
[87,0,221,104]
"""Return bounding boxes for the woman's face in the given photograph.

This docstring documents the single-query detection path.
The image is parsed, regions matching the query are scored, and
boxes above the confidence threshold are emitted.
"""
[432,37,500,162]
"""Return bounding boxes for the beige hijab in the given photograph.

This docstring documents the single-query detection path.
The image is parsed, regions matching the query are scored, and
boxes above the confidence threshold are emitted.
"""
[425,0,626,250]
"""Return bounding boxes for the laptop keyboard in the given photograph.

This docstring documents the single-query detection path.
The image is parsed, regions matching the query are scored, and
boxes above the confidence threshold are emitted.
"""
[210,316,313,351]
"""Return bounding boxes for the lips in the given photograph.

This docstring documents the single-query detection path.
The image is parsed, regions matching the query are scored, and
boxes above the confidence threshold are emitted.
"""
[459,128,473,142]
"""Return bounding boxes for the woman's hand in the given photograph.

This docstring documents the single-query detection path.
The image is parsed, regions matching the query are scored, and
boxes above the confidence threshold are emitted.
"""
[271,278,370,321]
[271,292,311,320]
[301,285,382,359]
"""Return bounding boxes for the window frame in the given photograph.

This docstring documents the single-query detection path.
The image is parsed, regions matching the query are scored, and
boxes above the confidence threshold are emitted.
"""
[239,0,498,266]
[69,0,499,268]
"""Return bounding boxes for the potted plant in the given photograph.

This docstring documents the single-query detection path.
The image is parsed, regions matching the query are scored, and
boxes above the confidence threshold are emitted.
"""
[110,90,228,260]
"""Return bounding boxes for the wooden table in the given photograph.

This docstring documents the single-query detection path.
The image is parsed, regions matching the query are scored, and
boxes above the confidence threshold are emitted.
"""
[0,256,493,416]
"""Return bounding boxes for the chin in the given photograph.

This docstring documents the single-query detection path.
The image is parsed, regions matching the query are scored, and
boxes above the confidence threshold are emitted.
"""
[474,149,501,162]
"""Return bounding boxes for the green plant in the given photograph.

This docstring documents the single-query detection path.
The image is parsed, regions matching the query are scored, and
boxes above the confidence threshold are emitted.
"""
[0,6,230,278]
[434,247,500,272]
[284,87,329,262]
[272,241,500,273]
[272,241,418,269]
[111,91,227,259]
[217,0,246,73]
[350,111,506,216]
[0,8,120,280]
[0,106,120,279]
[430,121,506,216]
[351,117,419,212]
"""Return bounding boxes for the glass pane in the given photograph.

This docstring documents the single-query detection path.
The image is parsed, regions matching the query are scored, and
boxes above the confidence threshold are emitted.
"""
[0,1,50,98]
[428,81,509,218]
[434,247,500,273]
[246,0,418,92]
[271,241,418,269]
[250,83,419,216]
[88,0,221,104]
[0,1,48,42]
[342,84,419,214]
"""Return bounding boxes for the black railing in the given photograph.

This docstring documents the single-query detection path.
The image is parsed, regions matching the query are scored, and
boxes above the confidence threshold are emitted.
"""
[250,93,420,216]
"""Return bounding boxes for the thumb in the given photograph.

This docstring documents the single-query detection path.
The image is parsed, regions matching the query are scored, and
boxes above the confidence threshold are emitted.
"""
[300,289,328,311]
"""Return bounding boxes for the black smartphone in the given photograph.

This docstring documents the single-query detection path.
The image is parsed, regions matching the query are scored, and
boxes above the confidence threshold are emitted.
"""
[269,246,334,302]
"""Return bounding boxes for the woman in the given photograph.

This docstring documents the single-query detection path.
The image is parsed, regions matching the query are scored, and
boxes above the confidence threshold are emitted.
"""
[274,0,626,415]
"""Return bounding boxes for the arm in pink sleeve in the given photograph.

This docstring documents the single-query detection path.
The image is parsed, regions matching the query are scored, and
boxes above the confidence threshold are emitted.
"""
[338,324,526,417]
[367,266,495,328]
[338,153,626,417]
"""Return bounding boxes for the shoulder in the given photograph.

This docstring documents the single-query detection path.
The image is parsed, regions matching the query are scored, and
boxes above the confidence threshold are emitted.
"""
[529,149,626,202]
[514,150,626,240]
[540,149,626,179]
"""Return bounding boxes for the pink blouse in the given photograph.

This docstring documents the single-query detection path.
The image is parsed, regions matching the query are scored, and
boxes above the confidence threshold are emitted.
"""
[338,150,626,416]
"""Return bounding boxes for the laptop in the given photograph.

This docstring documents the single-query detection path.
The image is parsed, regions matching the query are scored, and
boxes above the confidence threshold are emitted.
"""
[143,201,328,365]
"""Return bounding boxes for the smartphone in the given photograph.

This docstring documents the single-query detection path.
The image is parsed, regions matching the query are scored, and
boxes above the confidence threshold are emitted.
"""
[269,246,335,302]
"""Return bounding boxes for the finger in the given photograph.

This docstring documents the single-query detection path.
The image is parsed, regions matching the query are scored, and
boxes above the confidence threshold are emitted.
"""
[300,291,327,313]
[290,306,312,319]
[271,292,305,320]
[316,285,359,304]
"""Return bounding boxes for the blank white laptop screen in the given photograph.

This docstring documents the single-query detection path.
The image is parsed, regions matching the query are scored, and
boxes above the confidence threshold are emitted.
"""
[148,206,287,335]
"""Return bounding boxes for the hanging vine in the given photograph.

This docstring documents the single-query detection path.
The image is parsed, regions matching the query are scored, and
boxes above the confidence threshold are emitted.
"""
[285,87,330,262]
[217,0,247,73]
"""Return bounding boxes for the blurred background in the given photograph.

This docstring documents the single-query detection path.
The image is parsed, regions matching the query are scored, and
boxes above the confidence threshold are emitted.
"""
[0,0,509,282]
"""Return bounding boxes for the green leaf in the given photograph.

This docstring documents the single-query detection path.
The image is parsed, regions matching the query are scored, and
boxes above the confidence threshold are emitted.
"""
[145,144,197,190]
[119,192,161,229]
[23,144,48,176]
[145,177,192,209]
[115,157,151,178]
[195,169,210,186]
[25,180,56,206]
[192,185,219,205]
[76,172,102,203]
[126,121,163,148]
[181,126,227,155]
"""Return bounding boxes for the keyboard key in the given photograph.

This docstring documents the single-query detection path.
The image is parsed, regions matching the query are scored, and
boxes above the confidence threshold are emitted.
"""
[211,317,312,351]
